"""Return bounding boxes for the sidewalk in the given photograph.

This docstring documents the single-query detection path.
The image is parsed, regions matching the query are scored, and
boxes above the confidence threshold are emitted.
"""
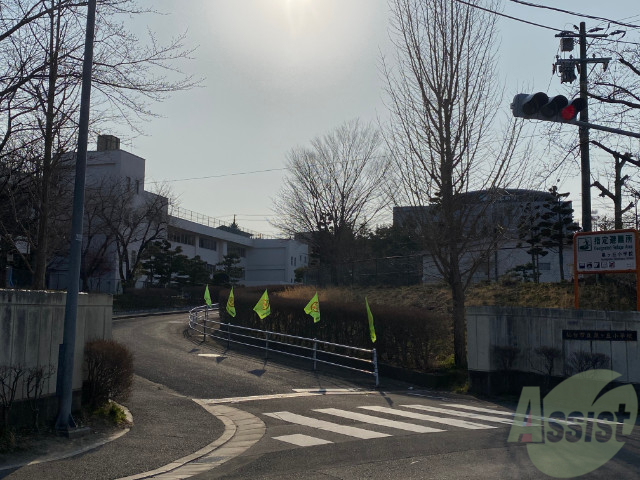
[0,375,227,480]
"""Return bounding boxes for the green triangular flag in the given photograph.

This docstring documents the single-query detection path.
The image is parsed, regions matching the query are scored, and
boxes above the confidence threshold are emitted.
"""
[204,284,212,306]
[304,292,320,323]
[365,297,376,343]
[253,289,270,319]
[226,287,236,317]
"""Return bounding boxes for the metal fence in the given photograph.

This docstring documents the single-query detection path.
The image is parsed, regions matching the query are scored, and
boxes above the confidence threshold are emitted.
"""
[304,255,424,287]
[188,304,379,386]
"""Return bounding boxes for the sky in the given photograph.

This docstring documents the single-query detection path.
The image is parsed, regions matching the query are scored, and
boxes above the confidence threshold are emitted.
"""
[111,0,640,237]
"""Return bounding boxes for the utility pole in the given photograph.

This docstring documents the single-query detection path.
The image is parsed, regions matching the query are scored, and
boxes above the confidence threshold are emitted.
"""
[578,22,591,232]
[55,0,97,433]
[555,23,610,232]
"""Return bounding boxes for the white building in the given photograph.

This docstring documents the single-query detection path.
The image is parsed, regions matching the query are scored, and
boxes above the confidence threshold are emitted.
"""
[394,189,579,284]
[49,135,308,293]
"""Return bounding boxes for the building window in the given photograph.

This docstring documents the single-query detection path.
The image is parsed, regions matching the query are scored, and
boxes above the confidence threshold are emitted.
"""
[539,262,551,271]
[135,179,140,195]
[169,230,195,246]
[227,245,246,258]
[199,237,217,250]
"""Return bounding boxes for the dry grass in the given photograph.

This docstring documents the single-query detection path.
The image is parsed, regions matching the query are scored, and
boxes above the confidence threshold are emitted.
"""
[275,279,634,313]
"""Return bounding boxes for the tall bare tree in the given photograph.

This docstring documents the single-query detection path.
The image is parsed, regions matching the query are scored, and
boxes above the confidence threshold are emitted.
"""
[0,0,198,288]
[383,0,525,368]
[272,119,389,283]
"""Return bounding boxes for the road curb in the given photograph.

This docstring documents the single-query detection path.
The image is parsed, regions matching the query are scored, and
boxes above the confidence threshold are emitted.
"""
[0,403,133,472]
[115,403,265,480]
[113,310,192,320]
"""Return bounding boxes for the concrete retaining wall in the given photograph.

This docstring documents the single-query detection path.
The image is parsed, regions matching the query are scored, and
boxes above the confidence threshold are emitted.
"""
[467,306,640,393]
[0,289,113,402]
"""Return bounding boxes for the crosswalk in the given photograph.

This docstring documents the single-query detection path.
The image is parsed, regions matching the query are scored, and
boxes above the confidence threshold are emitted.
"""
[265,402,514,447]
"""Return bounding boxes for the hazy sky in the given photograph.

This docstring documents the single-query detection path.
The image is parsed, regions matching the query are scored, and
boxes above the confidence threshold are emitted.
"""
[112,0,639,236]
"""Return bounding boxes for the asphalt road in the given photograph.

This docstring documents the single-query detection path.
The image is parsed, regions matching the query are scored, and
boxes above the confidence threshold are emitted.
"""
[113,313,640,480]
[4,312,639,479]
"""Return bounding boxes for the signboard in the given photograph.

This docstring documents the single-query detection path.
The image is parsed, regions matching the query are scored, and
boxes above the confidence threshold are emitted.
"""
[562,330,638,341]
[573,229,640,310]
[575,231,637,273]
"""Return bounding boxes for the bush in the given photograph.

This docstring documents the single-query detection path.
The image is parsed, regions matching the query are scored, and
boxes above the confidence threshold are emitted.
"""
[218,286,451,371]
[93,401,128,426]
[566,351,610,375]
[83,340,134,409]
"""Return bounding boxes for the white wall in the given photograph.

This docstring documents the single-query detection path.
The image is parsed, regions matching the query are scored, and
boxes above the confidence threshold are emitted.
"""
[467,306,640,384]
[245,239,308,285]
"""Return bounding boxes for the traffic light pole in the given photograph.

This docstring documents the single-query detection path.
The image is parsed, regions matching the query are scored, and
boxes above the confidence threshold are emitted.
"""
[571,120,640,140]
[578,22,592,232]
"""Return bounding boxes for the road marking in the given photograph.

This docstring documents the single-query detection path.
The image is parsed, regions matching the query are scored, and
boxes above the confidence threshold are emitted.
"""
[292,388,367,393]
[199,389,373,404]
[197,354,224,358]
[273,434,333,447]
[264,412,390,439]
[360,406,495,430]
[401,405,513,424]
[314,408,444,433]
[441,403,514,416]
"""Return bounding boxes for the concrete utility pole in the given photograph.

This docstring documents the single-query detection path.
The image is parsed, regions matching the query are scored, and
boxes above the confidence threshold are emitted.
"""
[55,0,97,433]
[578,22,591,232]
[555,23,610,232]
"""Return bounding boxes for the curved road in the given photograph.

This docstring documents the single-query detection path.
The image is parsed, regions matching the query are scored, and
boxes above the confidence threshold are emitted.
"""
[4,313,639,479]
[112,312,375,399]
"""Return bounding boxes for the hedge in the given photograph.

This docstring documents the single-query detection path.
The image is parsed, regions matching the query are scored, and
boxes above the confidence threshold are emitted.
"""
[217,287,452,371]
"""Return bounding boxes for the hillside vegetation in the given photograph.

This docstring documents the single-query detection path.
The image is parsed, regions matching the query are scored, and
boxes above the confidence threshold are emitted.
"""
[276,276,637,313]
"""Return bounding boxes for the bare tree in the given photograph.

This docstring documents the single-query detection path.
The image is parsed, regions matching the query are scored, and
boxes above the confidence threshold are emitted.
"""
[272,119,389,283]
[383,0,525,368]
[0,0,199,289]
[590,141,640,229]
[92,179,170,293]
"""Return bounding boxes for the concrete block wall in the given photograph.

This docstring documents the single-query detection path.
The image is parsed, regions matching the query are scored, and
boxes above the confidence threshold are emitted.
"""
[467,306,640,384]
[0,289,113,402]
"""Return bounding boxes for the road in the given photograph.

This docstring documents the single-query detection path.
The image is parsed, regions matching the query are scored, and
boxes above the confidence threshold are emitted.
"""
[109,313,640,479]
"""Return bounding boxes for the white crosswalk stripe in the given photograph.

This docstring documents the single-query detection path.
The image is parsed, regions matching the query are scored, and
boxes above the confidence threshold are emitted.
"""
[266,402,512,448]
[313,408,445,433]
[441,403,514,416]
[264,411,390,439]
[401,405,514,424]
[359,406,496,430]
[273,434,333,447]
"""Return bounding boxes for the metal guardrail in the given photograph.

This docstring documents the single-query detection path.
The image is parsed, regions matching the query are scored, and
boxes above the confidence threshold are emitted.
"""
[188,304,379,387]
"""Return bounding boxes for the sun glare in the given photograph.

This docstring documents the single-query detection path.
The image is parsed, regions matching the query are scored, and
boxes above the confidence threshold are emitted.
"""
[282,0,317,32]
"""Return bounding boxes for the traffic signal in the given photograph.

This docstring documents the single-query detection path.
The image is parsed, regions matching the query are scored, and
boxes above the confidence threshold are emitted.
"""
[511,92,587,123]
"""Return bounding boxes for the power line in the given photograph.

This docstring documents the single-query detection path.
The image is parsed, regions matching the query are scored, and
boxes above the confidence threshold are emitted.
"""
[453,0,562,32]
[453,0,640,47]
[148,154,390,184]
[508,0,640,29]
[148,166,287,184]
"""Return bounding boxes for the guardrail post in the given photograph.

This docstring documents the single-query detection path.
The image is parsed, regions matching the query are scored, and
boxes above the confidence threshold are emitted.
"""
[313,338,317,371]
[372,348,379,388]
[265,331,269,359]
[203,307,207,342]
[227,321,231,349]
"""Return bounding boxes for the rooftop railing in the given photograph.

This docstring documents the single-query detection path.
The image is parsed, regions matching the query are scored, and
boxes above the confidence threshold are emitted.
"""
[169,204,267,239]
